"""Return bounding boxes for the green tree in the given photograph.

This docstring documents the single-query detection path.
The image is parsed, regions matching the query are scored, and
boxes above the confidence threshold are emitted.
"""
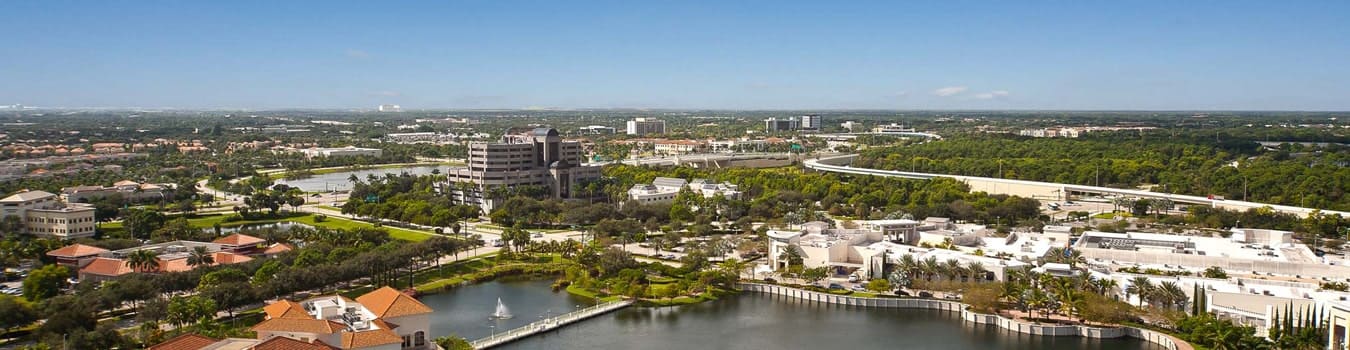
[22,265,69,301]
[434,335,474,350]
[866,279,892,294]
[0,295,38,331]
[166,295,217,328]
[802,267,829,285]
[1202,266,1229,279]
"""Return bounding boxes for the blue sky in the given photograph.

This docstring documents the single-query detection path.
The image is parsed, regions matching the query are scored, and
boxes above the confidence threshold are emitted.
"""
[2,1,1348,110]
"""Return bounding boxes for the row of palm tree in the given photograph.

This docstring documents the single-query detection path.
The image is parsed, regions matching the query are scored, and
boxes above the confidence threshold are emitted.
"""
[894,254,991,284]
[1123,276,1188,310]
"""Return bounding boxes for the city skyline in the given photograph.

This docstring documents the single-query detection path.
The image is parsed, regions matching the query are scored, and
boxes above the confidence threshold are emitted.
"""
[3,1,1349,111]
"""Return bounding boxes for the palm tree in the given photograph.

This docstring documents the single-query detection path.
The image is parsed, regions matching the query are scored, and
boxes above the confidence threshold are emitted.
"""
[941,259,963,282]
[777,245,802,269]
[966,262,988,283]
[186,246,215,268]
[1095,278,1119,297]
[1125,277,1153,306]
[1027,288,1050,319]
[921,257,940,282]
[1158,281,1187,311]
[898,255,918,280]
[126,249,160,273]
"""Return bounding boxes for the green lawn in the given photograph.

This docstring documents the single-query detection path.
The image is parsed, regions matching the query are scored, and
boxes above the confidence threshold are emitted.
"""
[98,212,437,242]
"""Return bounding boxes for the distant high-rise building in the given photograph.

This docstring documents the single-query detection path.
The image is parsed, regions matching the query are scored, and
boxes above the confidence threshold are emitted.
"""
[378,104,401,112]
[444,128,601,211]
[764,117,801,132]
[625,118,666,135]
[799,115,822,131]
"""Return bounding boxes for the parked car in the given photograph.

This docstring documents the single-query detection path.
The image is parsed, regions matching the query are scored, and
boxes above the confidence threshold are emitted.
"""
[847,274,860,283]
[763,278,777,284]
[828,283,844,290]
[895,290,911,297]
[918,291,933,298]
[532,233,543,238]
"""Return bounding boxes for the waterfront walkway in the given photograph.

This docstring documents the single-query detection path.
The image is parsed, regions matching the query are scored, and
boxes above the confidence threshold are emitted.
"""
[469,299,634,349]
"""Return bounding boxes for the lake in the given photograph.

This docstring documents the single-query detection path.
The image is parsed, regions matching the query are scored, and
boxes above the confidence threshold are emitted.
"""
[275,165,447,192]
[417,279,1162,350]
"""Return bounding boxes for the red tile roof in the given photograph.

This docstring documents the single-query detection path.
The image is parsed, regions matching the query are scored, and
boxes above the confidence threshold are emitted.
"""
[339,329,404,348]
[356,286,433,318]
[214,233,266,246]
[148,333,220,350]
[213,251,255,265]
[250,317,346,334]
[46,243,109,258]
[79,257,134,277]
[263,243,294,255]
[251,336,338,350]
[263,300,310,320]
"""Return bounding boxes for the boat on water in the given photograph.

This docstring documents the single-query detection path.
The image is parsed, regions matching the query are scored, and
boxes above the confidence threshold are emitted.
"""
[491,298,513,319]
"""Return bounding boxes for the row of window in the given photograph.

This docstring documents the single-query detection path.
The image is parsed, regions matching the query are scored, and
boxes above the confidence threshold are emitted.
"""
[26,215,95,224]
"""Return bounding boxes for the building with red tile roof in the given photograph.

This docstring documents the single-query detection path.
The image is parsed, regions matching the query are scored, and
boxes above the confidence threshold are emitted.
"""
[249,286,433,349]
[214,233,266,255]
[148,333,220,350]
[46,243,109,267]
[77,257,135,284]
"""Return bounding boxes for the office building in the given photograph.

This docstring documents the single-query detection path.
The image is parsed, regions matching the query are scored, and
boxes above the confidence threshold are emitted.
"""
[625,118,666,135]
[0,190,96,239]
[799,115,822,131]
[445,128,601,211]
[764,117,801,132]
[377,104,401,112]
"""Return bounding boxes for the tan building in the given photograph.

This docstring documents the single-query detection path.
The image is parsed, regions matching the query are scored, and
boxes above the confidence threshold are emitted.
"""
[445,128,601,211]
[0,190,97,239]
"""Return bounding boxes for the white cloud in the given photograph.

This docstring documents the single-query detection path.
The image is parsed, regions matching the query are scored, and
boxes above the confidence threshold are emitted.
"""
[345,49,370,59]
[933,86,968,97]
[974,90,1010,100]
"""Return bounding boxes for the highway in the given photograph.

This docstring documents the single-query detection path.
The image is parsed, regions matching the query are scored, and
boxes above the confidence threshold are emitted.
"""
[804,154,1347,217]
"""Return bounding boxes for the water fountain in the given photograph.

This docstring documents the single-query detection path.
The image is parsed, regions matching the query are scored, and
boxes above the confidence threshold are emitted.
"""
[491,298,513,319]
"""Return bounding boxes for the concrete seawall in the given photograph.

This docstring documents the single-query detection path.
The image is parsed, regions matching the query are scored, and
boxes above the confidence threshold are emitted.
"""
[740,283,1186,350]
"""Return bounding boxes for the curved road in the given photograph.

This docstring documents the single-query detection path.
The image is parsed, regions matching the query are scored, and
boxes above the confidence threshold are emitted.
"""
[805,154,1347,217]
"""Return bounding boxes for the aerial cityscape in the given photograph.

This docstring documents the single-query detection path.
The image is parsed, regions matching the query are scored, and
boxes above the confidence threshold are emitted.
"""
[2,1,1349,350]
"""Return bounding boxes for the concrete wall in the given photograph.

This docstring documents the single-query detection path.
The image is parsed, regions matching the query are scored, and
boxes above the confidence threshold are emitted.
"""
[739,283,1184,350]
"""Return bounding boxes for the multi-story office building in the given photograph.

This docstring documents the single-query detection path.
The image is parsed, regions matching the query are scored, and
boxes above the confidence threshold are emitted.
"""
[799,115,823,131]
[1,190,97,239]
[764,117,801,132]
[625,118,666,135]
[445,128,601,211]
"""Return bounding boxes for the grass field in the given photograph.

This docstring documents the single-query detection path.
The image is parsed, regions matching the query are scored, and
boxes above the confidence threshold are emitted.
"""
[97,212,436,242]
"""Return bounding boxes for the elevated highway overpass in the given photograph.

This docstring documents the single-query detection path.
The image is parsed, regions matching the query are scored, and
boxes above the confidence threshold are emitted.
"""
[804,154,1346,217]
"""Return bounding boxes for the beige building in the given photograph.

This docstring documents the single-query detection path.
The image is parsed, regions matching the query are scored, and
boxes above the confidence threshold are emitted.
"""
[445,128,601,211]
[1,190,97,239]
